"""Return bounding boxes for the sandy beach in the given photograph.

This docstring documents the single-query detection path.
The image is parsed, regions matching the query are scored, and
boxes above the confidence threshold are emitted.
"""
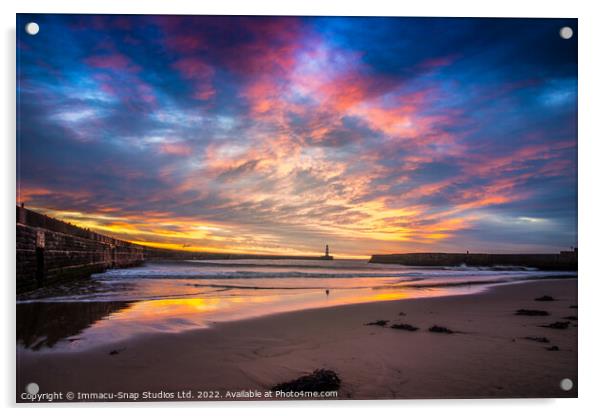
[17,279,577,401]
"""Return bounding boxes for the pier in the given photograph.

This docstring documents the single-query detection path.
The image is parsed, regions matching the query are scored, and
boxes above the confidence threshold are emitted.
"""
[16,206,144,293]
[369,251,577,271]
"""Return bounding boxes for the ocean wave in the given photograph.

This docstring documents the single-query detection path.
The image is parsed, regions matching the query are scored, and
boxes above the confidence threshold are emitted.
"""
[93,267,573,281]
[443,264,539,271]
[401,273,577,289]
[95,270,422,280]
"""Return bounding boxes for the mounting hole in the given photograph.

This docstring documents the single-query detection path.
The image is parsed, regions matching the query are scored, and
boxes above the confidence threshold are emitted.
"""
[560,378,573,391]
[559,26,573,40]
[26,382,39,395]
[25,22,39,36]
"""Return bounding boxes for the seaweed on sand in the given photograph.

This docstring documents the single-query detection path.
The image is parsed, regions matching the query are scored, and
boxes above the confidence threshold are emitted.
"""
[271,369,341,392]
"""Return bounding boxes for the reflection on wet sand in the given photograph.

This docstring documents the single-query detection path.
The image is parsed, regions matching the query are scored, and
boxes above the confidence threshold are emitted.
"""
[17,285,461,352]
[17,301,132,350]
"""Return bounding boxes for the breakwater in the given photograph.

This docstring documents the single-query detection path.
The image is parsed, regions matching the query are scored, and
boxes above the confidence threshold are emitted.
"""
[143,246,330,261]
[369,251,577,270]
[16,206,144,293]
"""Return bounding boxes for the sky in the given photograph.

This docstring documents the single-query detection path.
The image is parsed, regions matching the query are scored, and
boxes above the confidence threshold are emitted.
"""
[17,15,578,257]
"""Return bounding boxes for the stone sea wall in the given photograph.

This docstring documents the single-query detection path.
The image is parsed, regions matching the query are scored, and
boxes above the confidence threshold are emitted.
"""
[16,206,144,293]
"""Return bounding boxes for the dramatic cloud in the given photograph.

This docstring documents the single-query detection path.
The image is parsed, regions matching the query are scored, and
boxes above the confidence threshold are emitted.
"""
[16,15,577,257]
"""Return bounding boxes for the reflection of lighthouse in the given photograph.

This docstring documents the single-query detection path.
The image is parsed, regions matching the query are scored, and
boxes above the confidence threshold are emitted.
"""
[321,244,333,260]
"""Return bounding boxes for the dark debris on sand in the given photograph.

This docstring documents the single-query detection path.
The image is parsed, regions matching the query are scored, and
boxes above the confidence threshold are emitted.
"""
[365,320,389,327]
[429,325,454,334]
[525,336,550,343]
[569,305,578,309]
[534,295,556,302]
[563,316,578,321]
[399,312,407,316]
[541,321,571,329]
[390,323,419,331]
[546,346,560,351]
[515,309,549,316]
[271,369,341,392]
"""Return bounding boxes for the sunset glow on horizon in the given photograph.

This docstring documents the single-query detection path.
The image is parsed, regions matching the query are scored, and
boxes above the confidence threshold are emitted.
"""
[17,15,577,257]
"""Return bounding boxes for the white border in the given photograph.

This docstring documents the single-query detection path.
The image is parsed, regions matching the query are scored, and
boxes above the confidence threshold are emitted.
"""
[3,0,601,414]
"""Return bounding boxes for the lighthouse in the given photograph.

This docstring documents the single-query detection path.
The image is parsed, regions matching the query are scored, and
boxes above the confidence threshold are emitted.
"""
[321,244,333,260]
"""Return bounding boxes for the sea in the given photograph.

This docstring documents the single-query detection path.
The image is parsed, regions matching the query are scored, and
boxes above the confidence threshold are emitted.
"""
[16,259,576,352]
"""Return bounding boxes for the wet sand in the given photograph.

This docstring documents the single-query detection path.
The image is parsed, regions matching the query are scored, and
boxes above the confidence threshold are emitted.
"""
[17,279,577,401]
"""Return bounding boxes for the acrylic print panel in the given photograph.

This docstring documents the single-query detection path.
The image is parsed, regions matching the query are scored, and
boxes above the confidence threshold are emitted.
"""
[16,14,577,402]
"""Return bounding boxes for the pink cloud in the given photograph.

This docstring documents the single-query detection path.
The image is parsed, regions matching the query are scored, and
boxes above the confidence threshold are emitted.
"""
[172,57,214,79]
[419,55,457,70]
[86,53,140,72]
[92,72,158,111]
[165,35,206,52]
[159,142,193,156]
[172,57,215,101]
